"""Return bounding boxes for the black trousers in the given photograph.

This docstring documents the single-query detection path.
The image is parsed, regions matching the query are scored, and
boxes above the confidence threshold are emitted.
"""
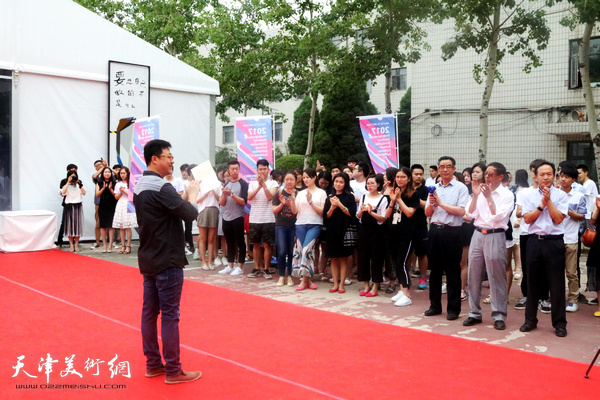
[56,205,66,245]
[391,237,413,289]
[524,236,567,329]
[184,220,194,251]
[357,224,384,284]
[428,226,462,315]
[222,217,246,264]
[520,234,549,299]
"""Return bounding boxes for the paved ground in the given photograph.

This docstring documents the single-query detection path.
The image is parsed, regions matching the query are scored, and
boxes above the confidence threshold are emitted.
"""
[71,241,600,368]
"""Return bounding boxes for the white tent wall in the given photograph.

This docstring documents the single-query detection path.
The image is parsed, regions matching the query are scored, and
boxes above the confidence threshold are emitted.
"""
[2,0,220,242]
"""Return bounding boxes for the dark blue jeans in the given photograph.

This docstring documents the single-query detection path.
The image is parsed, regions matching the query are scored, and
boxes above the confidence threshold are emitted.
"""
[276,225,295,276]
[142,267,183,378]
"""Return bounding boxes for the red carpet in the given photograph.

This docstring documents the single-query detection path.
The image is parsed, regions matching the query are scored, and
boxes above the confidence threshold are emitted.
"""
[1,249,599,399]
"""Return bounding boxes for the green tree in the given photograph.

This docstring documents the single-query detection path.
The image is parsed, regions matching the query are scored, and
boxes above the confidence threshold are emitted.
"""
[288,96,320,155]
[312,79,377,168]
[561,0,600,177]
[265,0,361,168]
[214,146,236,169]
[396,87,411,167]
[275,154,305,171]
[441,0,552,163]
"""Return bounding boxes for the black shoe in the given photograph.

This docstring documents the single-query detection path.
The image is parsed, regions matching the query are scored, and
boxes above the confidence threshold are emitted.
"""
[578,293,589,304]
[555,327,567,337]
[494,320,506,330]
[385,285,396,294]
[447,313,459,321]
[589,298,599,305]
[424,308,442,317]
[463,317,483,326]
[519,322,537,332]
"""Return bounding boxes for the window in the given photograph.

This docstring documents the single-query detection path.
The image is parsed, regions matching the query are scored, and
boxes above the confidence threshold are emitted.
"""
[391,68,407,91]
[0,70,12,211]
[274,122,283,142]
[568,141,597,182]
[222,126,234,145]
[569,37,600,89]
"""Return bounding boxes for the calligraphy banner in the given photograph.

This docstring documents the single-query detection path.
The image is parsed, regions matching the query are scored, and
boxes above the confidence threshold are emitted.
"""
[128,116,161,213]
[235,116,273,181]
[108,61,150,165]
[358,114,398,174]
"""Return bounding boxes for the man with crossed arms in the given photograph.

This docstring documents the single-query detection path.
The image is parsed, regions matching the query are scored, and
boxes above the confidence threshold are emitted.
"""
[462,162,514,330]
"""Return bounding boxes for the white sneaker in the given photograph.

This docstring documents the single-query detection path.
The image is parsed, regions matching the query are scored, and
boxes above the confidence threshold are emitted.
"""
[391,292,405,302]
[566,302,579,312]
[441,283,447,294]
[230,266,244,276]
[344,279,352,285]
[185,248,193,256]
[214,257,223,266]
[192,250,200,260]
[395,296,412,306]
[218,266,232,275]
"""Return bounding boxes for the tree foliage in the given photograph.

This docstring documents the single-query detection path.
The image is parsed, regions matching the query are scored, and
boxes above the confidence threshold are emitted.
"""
[397,87,411,167]
[312,78,378,168]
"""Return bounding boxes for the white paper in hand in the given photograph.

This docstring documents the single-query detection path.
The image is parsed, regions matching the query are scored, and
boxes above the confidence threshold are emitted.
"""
[191,161,221,193]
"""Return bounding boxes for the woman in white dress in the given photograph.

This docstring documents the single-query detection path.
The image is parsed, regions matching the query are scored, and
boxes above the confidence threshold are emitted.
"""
[112,166,137,254]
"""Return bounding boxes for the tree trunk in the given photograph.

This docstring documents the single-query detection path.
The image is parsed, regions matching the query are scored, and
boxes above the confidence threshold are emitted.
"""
[385,61,392,114]
[479,5,501,164]
[305,90,318,169]
[579,22,600,179]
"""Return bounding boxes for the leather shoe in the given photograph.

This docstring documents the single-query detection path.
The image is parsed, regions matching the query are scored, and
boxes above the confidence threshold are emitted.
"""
[165,370,202,385]
[424,308,442,317]
[145,366,166,378]
[494,320,506,330]
[555,327,567,337]
[463,317,482,326]
[447,313,459,321]
[519,322,537,332]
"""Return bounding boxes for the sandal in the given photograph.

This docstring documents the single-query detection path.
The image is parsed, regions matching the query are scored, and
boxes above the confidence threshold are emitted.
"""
[483,295,491,304]
[124,246,131,254]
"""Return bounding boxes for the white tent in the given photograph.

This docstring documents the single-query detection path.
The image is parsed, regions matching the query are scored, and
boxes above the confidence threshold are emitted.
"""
[0,0,220,241]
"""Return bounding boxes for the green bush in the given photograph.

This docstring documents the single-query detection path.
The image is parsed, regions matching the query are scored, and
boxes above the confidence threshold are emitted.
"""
[275,154,305,172]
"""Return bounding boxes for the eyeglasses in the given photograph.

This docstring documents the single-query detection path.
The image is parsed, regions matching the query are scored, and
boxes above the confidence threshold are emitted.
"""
[438,164,454,170]
[158,155,174,160]
[484,172,497,176]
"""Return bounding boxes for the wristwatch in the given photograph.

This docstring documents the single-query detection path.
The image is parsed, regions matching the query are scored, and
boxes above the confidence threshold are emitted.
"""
[537,206,544,212]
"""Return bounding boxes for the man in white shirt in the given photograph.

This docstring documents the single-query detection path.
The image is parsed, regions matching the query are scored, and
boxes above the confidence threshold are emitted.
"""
[463,162,515,330]
[425,165,438,187]
[350,162,369,203]
[558,164,586,312]
[519,161,569,337]
[247,159,278,279]
[424,156,470,320]
[577,164,598,221]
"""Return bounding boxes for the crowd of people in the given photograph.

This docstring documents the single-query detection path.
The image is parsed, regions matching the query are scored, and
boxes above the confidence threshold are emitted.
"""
[57,154,600,338]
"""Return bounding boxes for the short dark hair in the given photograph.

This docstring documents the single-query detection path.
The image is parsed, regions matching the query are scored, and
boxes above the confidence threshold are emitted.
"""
[535,160,555,176]
[561,163,578,180]
[330,164,340,171]
[180,163,189,172]
[112,164,121,170]
[577,164,589,173]
[187,164,198,178]
[356,162,370,177]
[438,156,456,167]
[143,139,171,165]
[472,162,486,173]
[529,159,545,172]
[66,164,78,171]
[515,169,529,188]
[411,164,424,172]
[256,159,269,168]
[366,173,384,192]
[227,159,240,167]
[347,156,359,164]
[487,162,507,178]
[304,168,317,179]
[429,165,438,171]
[94,160,102,165]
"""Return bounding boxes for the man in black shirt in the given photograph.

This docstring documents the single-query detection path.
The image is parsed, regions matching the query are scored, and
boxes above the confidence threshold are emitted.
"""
[134,139,201,385]
[411,164,429,289]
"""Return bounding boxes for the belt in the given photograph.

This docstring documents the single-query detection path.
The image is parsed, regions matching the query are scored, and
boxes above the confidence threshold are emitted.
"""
[475,227,505,234]
[431,223,460,230]
[531,234,563,240]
